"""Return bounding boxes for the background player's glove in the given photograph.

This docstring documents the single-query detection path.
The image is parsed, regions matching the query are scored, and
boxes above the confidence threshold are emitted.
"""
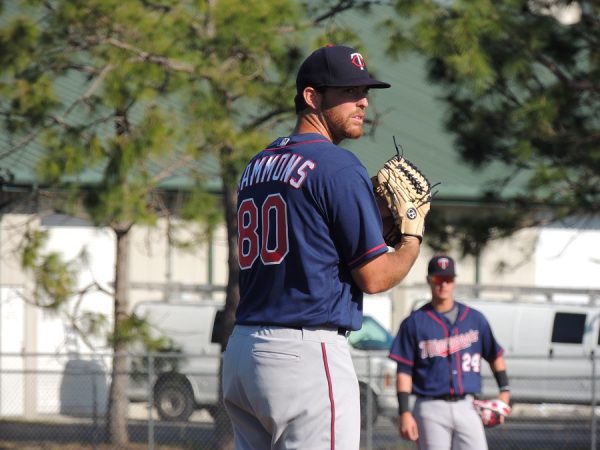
[473,398,511,428]
[372,139,434,245]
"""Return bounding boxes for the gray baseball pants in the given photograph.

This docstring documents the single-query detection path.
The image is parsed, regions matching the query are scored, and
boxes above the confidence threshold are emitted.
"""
[413,395,488,450]
[223,325,360,450]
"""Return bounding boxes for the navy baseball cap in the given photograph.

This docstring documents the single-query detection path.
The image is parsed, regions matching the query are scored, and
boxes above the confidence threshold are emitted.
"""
[427,255,456,277]
[296,45,391,94]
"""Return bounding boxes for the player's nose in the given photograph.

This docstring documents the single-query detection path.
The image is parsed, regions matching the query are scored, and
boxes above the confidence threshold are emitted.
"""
[357,96,368,108]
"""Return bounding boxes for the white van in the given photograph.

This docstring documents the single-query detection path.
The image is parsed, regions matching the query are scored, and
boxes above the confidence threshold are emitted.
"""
[128,301,223,421]
[411,298,600,404]
[128,300,398,425]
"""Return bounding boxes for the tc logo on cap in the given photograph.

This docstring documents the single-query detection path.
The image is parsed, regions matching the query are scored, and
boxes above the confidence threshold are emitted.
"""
[437,257,450,270]
[350,52,366,70]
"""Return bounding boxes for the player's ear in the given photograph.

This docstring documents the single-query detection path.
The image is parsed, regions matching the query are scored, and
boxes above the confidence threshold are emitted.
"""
[303,86,322,110]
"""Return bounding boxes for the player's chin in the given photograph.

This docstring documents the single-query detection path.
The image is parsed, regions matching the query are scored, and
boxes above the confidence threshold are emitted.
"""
[345,124,364,140]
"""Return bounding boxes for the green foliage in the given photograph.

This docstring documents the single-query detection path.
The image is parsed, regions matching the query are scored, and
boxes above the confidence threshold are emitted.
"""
[19,228,78,310]
[109,312,169,348]
[384,0,600,241]
[180,189,221,227]
[126,311,185,383]
[20,228,47,269]
[0,0,308,229]
[0,16,40,71]
[78,310,110,338]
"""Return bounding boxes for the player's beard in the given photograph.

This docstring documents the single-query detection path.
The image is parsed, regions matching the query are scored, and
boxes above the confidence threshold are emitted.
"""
[322,107,364,143]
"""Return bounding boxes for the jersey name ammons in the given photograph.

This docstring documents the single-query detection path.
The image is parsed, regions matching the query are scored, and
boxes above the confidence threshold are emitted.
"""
[419,330,479,359]
[239,153,316,191]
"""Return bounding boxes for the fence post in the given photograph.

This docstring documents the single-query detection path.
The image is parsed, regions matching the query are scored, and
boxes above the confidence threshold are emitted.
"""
[92,371,98,450]
[366,353,373,450]
[591,350,597,450]
[148,353,155,450]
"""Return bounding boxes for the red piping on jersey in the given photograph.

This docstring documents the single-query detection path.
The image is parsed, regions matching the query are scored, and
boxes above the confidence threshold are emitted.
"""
[389,354,414,366]
[456,306,469,394]
[321,342,335,450]
[458,306,470,322]
[348,243,388,267]
[264,139,330,152]
[453,328,465,395]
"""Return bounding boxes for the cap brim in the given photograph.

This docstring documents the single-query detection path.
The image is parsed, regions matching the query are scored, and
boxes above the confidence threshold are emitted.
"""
[324,77,391,89]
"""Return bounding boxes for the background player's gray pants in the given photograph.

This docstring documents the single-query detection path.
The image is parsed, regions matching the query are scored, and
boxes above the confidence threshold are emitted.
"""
[223,325,360,450]
[413,395,488,450]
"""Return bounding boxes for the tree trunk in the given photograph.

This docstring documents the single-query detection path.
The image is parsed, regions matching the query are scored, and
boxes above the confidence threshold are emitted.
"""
[214,147,240,450]
[107,226,131,447]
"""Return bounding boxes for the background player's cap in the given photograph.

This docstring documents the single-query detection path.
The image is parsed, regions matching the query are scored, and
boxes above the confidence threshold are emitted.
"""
[428,255,456,277]
[296,44,391,94]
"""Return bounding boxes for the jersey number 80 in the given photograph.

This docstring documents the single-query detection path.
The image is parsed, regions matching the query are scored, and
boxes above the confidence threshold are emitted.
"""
[238,194,289,269]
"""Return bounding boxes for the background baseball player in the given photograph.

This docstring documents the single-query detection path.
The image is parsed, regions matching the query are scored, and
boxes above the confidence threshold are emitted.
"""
[389,255,511,450]
[222,44,428,450]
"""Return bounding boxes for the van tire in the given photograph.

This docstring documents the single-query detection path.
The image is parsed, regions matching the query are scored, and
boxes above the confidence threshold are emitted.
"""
[359,383,378,429]
[155,379,195,422]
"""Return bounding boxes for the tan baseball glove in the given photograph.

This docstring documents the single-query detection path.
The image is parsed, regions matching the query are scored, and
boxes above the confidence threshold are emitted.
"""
[372,139,434,246]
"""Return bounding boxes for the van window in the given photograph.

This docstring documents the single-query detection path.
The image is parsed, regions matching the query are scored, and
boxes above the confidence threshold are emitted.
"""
[349,316,393,351]
[551,312,586,344]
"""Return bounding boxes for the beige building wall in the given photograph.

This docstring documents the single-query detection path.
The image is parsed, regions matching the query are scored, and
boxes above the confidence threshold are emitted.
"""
[0,213,228,417]
[389,227,541,331]
[1,213,228,309]
[0,212,550,336]
[128,220,228,306]
[1,215,41,417]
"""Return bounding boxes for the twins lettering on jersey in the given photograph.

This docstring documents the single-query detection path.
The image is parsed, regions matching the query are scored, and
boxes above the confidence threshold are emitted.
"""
[238,152,315,192]
[419,329,479,358]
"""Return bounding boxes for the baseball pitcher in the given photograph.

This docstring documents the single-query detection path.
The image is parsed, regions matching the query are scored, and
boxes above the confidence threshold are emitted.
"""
[222,44,433,450]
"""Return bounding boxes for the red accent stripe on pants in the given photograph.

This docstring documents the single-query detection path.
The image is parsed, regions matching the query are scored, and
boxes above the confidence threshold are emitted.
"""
[321,342,335,450]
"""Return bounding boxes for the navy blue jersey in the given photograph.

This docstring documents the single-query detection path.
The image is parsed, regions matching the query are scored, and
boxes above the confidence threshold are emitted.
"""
[389,301,504,397]
[235,133,388,331]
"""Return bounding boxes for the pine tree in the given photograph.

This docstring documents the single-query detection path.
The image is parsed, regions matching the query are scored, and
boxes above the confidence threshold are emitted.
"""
[0,0,302,445]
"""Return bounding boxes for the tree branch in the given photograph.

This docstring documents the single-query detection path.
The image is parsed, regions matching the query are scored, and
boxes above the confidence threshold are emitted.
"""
[0,127,44,161]
[63,64,116,117]
[150,154,194,185]
[312,0,391,24]
[106,38,195,73]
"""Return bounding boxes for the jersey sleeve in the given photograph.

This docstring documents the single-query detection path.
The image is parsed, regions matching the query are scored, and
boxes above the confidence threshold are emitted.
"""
[324,163,388,269]
[388,316,416,375]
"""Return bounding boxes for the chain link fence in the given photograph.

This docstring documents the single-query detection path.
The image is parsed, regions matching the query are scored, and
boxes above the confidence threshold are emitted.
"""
[0,352,598,449]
